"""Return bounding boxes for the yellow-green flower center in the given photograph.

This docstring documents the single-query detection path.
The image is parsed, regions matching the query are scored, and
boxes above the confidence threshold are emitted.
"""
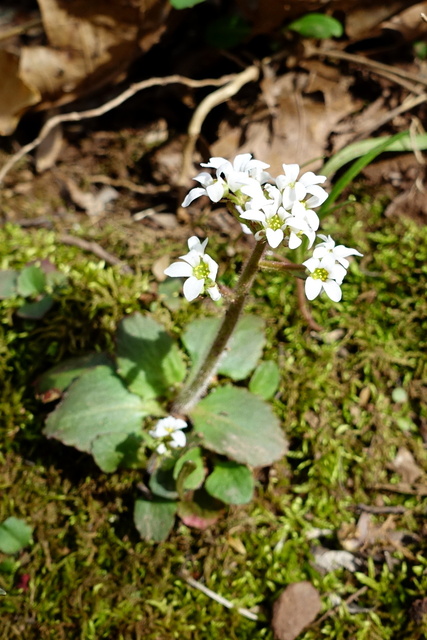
[193,262,210,280]
[268,214,282,231]
[311,268,329,282]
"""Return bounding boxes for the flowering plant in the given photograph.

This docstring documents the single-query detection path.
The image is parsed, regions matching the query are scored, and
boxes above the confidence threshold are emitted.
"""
[36,154,362,542]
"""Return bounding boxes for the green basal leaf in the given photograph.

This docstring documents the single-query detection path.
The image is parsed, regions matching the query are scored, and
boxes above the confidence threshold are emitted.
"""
[16,264,46,297]
[17,295,54,319]
[116,312,186,400]
[0,269,18,299]
[35,352,113,394]
[173,447,205,494]
[190,385,288,467]
[134,499,177,542]
[0,517,33,554]
[43,364,150,472]
[249,360,280,400]
[183,315,265,382]
[288,13,343,39]
[205,460,254,505]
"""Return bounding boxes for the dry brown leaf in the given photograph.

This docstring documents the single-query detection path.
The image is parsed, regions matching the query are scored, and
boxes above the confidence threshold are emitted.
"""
[0,0,171,133]
[216,69,360,175]
[0,50,40,135]
[272,581,321,640]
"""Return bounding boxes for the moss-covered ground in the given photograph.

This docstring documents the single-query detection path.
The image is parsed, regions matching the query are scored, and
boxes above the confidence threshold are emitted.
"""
[0,188,426,639]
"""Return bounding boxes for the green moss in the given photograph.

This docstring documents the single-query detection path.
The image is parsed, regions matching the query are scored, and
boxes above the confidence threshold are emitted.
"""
[0,192,427,639]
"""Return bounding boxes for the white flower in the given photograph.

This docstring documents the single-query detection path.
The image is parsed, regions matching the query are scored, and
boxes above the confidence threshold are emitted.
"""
[182,154,271,207]
[313,234,363,268]
[276,164,327,209]
[202,153,271,185]
[149,416,188,454]
[303,256,347,302]
[164,236,221,302]
[182,172,227,206]
[239,187,287,248]
[283,213,317,249]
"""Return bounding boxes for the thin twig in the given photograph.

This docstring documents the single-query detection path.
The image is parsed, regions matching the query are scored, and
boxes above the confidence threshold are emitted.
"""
[310,586,368,628]
[311,47,427,88]
[370,483,427,496]
[351,504,407,515]
[178,570,259,622]
[58,234,133,274]
[0,72,241,186]
[178,65,260,186]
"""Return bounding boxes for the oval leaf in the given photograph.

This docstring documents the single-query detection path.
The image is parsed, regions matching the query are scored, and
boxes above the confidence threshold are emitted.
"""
[249,360,280,400]
[0,517,33,554]
[0,269,18,299]
[134,499,177,543]
[190,386,288,467]
[183,315,265,382]
[35,352,112,395]
[288,14,343,39]
[17,295,54,319]
[16,265,46,297]
[205,460,254,504]
[116,313,186,400]
[43,365,149,472]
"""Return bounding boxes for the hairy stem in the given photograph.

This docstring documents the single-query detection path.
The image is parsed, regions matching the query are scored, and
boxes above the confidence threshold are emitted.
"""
[171,240,266,416]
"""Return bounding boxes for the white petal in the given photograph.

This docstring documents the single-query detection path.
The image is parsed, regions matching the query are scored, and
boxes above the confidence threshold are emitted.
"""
[330,263,347,284]
[293,182,306,202]
[182,188,206,207]
[323,280,342,302]
[305,185,328,207]
[288,232,302,249]
[201,157,228,170]
[194,172,214,186]
[203,255,218,280]
[207,285,221,301]
[206,181,225,202]
[305,209,320,231]
[283,163,300,181]
[164,262,193,278]
[183,276,204,301]
[240,209,265,222]
[170,430,186,448]
[300,171,326,186]
[303,257,319,272]
[305,277,322,300]
[266,228,284,248]
[241,223,253,235]
[156,443,167,455]
[233,153,252,171]
[179,250,201,267]
[187,236,208,253]
[335,245,363,258]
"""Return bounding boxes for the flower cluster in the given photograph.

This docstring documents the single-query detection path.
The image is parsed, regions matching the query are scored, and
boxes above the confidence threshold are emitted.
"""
[166,154,362,302]
[149,416,188,455]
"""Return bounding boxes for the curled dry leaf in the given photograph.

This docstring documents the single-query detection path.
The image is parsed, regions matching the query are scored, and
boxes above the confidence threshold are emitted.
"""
[0,50,40,136]
[1,0,171,134]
